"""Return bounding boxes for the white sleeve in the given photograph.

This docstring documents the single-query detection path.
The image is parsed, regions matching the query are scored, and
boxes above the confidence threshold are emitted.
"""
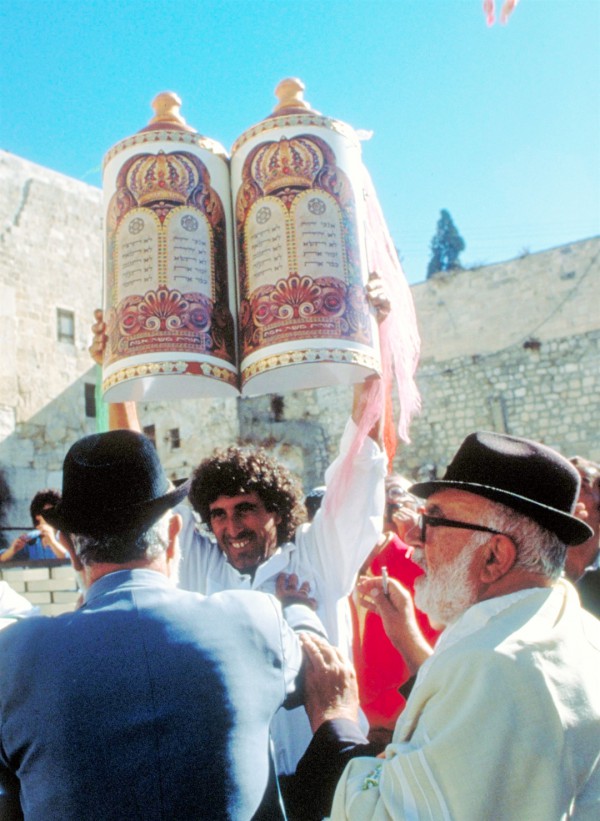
[297,418,386,598]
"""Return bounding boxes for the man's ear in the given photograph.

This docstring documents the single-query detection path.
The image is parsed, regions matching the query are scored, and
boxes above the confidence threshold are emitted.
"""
[166,513,182,561]
[60,533,84,572]
[479,534,517,583]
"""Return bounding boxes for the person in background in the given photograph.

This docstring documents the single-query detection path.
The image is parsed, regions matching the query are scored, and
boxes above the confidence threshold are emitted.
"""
[304,486,326,523]
[0,430,325,821]
[351,475,440,745]
[293,431,600,821]
[0,490,67,562]
[566,455,600,617]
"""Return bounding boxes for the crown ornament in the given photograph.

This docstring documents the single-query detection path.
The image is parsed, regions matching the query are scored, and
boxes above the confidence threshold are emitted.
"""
[125,150,201,206]
[250,136,324,195]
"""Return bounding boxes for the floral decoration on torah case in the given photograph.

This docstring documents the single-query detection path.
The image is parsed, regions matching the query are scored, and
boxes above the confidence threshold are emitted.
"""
[104,149,235,369]
[235,134,374,360]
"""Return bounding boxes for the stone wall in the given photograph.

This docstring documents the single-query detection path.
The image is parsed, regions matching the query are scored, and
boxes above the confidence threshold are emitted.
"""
[1,149,598,532]
[0,151,102,526]
[398,328,600,481]
[0,562,79,615]
[398,237,600,479]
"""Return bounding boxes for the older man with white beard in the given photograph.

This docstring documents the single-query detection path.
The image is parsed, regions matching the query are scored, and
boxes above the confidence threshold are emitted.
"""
[289,431,600,821]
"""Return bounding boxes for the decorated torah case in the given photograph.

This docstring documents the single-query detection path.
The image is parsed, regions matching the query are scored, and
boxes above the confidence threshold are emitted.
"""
[231,78,381,395]
[101,92,238,401]
[101,81,381,401]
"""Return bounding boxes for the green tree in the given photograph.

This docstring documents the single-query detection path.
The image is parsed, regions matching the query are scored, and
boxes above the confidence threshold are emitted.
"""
[426,209,466,278]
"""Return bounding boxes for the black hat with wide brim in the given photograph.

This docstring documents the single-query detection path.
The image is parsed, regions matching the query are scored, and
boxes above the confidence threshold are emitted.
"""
[44,430,190,537]
[409,431,592,546]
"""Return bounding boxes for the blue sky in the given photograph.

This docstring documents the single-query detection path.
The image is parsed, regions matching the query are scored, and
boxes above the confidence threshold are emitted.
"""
[1,0,598,283]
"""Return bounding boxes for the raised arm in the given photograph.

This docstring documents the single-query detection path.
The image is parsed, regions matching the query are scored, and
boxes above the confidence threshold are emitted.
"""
[351,378,383,448]
[349,272,392,447]
[90,309,141,432]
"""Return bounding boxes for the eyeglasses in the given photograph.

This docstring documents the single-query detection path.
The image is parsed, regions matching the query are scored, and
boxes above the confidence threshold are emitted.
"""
[418,513,505,543]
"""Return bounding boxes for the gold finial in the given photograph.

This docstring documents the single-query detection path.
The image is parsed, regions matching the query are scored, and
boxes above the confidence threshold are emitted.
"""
[142,91,195,132]
[272,78,318,115]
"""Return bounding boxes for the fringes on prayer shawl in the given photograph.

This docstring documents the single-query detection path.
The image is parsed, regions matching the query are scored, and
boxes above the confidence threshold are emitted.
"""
[361,763,383,791]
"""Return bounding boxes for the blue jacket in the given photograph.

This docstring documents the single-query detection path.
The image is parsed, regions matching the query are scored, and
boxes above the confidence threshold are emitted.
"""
[0,569,315,820]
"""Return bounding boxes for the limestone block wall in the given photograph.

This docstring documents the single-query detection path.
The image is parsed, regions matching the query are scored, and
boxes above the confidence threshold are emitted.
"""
[412,238,598,361]
[0,151,102,524]
[135,396,241,486]
[397,328,600,480]
[0,562,79,615]
[396,238,600,479]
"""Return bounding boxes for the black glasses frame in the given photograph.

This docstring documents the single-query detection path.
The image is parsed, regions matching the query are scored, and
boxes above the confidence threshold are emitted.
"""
[418,513,504,543]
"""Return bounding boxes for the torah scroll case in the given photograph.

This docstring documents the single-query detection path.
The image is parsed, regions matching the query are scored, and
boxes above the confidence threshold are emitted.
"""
[231,78,381,396]
[101,92,238,401]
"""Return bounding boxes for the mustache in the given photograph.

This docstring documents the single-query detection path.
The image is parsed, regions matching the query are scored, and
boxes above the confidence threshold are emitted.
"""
[224,529,254,542]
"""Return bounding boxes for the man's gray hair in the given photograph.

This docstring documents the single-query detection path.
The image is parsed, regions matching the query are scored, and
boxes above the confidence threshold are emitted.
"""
[478,500,566,580]
[71,515,170,566]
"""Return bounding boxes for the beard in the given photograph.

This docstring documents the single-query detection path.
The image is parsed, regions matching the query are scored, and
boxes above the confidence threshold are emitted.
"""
[414,535,483,626]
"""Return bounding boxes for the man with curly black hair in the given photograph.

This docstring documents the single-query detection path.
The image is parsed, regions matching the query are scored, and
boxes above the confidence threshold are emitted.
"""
[187,445,305,575]
[175,378,387,784]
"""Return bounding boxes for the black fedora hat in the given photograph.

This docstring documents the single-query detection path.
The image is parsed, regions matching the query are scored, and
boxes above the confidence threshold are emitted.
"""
[45,430,189,537]
[409,431,592,546]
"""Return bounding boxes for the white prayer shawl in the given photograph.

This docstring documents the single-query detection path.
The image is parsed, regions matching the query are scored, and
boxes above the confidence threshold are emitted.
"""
[330,581,600,820]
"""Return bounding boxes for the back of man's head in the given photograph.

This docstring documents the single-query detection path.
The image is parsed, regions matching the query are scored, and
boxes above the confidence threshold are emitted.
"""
[44,430,189,565]
[71,517,171,566]
[189,445,304,543]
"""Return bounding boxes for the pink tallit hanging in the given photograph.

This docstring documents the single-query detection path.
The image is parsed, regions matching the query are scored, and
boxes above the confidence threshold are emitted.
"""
[324,170,421,513]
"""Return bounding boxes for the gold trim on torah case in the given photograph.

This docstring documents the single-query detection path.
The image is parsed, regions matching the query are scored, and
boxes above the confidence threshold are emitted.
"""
[101,92,238,401]
[231,78,381,396]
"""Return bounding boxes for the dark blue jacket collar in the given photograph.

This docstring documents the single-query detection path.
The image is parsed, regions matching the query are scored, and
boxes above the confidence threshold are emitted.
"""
[83,567,172,606]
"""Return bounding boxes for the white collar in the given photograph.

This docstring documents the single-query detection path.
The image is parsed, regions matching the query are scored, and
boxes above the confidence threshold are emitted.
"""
[434,587,543,655]
[415,586,555,689]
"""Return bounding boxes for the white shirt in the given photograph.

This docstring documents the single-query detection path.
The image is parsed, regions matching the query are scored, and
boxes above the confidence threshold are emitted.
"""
[178,417,387,773]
